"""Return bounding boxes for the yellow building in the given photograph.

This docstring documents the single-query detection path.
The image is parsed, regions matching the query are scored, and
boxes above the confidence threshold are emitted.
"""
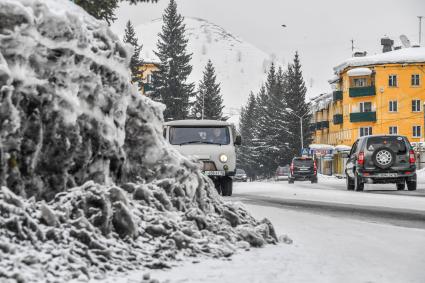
[312,47,425,147]
[140,61,159,95]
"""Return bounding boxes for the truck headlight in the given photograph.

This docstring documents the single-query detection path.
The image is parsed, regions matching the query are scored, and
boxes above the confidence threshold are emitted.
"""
[219,154,228,163]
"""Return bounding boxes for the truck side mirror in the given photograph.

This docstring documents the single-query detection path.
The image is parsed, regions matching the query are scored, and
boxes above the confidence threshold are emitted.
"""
[234,135,242,145]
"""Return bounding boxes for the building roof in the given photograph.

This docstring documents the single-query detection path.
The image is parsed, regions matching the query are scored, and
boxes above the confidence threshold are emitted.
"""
[310,93,333,112]
[334,47,425,74]
[164,119,231,127]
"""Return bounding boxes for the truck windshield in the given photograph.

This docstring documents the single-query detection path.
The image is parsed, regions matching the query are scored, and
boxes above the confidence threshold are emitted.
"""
[169,126,230,145]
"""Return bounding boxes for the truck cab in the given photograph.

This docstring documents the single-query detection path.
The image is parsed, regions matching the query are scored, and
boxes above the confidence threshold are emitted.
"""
[163,119,241,196]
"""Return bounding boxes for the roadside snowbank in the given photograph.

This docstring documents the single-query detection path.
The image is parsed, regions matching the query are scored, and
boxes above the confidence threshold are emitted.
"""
[0,1,278,282]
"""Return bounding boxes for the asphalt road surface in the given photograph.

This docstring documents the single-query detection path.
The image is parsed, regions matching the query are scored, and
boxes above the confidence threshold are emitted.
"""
[232,178,425,230]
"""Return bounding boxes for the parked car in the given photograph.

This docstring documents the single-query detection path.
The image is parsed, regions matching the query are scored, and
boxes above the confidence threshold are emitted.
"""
[275,165,290,181]
[345,135,416,191]
[234,169,248,182]
[164,120,242,196]
[288,157,318,184]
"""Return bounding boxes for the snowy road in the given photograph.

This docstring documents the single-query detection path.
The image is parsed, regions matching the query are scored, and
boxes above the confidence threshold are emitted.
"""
[102,176,425,283]
[232,176,425,229]
[148,177,425,283]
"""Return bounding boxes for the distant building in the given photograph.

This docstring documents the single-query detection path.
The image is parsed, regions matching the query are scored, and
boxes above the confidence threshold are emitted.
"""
[140,61,159,95]
[312,47,425,147]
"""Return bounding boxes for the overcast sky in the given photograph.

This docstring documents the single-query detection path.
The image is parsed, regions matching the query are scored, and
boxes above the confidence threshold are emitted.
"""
[111,0,425,99]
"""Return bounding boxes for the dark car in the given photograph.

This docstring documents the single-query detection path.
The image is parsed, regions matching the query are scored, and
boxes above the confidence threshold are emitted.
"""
[288,157,318,184]
[275,165,290,181]
[345,135,416,191]
[234,169,248,182]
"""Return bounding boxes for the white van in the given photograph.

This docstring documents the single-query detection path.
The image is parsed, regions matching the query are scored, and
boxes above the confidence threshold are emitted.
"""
[164,119,241,196]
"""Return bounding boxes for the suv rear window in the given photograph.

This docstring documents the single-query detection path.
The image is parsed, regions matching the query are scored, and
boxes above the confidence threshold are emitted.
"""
[366,136,408,154]
[236,169,246,174]
[293,159,313,166]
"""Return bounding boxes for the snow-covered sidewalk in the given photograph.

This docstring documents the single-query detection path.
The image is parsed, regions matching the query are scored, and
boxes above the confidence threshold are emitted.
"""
[119,203,425,283]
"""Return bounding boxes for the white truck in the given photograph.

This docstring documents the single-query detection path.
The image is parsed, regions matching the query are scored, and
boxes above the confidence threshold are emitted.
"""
[164,119,241,196]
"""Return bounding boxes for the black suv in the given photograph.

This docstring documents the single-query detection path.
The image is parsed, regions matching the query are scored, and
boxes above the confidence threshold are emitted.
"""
[345,135,416,191]
[288,157,318,184]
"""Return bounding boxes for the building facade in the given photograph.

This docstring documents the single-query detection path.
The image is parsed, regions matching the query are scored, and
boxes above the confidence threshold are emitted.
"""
[312,47,425,147]
[140,61,159,95]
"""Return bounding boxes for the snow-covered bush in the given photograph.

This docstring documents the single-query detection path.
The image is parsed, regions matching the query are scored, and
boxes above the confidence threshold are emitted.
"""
[0,0,277,281]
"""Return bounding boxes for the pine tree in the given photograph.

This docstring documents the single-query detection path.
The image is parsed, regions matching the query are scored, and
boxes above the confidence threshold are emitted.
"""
[284,52,313,157]
[238,92,258,179]
[151,0,195,120]
[75,0,157,25]
[123,20,143,90]
[192,60,224,120]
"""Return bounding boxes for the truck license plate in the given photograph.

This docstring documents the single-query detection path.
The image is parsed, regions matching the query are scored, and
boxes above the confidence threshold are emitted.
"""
[376,173,397,177]
[205,171,225,176]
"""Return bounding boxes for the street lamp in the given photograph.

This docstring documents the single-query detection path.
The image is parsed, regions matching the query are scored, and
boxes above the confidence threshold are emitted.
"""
[286,108,310,151]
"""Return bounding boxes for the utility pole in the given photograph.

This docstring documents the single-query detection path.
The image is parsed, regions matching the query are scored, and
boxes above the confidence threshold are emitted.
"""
[419,16,423,46]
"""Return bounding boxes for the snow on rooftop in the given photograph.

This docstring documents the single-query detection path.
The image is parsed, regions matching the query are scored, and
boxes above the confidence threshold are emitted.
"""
[310,93,333,111]
[164,119,231,126]
[347,67,372,77]
[334,47,425,74]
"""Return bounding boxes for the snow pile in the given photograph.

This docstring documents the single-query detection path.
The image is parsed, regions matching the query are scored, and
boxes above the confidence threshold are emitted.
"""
[0,1,277,282]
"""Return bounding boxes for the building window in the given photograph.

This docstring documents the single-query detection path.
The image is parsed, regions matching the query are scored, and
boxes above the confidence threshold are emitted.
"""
[412,100,421,112]
[412,74,420,86]
[389,126,398,135]
[359,102,372,112]
[389,100,398,112]
[353,78,366,87]
[413,126,421,138]
[146,74,152,83]
[389,75,398,87]
[359,127,372,137]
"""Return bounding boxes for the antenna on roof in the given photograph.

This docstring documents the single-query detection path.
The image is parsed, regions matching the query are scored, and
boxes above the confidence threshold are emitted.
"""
[400,34,411,48]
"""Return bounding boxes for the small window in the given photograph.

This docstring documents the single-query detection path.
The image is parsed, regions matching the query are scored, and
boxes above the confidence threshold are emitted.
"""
[359,102,372,113]
[146,74,152,83]
[413,126,421,138]
[353,78,366,87]
[389,100,398,112]
[389,126,398,135]
[412,100,421,112]
[389,75,398,87]
[412,74,420,86]
[359,127,372,137]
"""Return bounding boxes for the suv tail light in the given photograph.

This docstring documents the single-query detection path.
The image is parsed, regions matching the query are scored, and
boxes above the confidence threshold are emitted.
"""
[357,152,365,166]
[290,162,294,173]
[313,160,317,174]
[409,150,416,164]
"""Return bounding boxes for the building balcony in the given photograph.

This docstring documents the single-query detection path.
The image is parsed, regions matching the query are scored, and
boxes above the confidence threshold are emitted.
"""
[349,86,375,97]
[333,114,343,124]
[321,121,329,129]
[309,123,317,131]
[333,90,343,101]
[350,111,376,122]
[144,83,154,93]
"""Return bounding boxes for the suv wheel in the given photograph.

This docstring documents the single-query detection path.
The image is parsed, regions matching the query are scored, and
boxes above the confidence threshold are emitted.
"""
[407,180,417,191]
[354,173,364,191]
[396,183,405,190]
[346,175,354,191]
[288,178,294,184]
[311,177,318,184]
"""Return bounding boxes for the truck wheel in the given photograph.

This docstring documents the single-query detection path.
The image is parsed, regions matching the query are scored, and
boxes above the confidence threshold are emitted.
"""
[396,183,405,190]
[354,173,364,191]
[222,177,233,196]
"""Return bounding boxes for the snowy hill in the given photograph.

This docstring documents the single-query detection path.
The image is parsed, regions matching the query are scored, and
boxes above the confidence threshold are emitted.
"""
[136,17,276,118]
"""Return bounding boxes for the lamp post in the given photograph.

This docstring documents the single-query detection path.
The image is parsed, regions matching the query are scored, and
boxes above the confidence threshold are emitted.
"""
[286,108,310,152]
